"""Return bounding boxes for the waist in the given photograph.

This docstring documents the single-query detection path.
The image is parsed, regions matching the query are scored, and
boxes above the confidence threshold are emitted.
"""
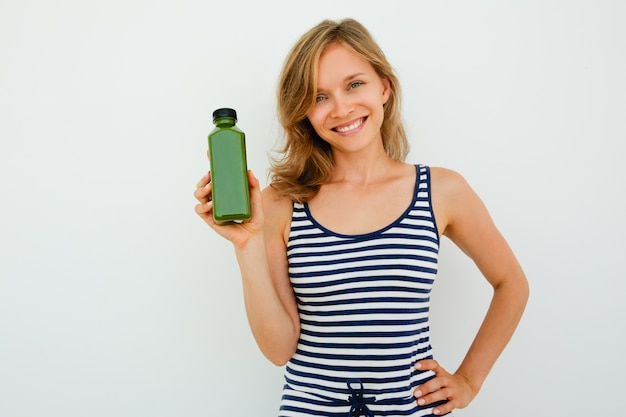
[284,352,436,400]
[280,375,448,416]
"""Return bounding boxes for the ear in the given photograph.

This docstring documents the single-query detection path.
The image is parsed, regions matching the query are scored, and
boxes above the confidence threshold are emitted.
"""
[381,77,391,105]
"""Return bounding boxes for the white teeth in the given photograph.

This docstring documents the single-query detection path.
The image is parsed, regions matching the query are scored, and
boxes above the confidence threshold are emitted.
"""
[335,119,363,133]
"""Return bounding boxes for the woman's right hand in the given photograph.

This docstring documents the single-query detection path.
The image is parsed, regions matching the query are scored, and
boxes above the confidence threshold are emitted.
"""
[193,169,265,248]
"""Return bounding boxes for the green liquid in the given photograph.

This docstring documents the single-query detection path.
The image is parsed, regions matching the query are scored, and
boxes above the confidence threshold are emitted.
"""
[208,117,251,223]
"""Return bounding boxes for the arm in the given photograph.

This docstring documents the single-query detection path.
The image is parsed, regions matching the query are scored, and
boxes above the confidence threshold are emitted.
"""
[194,170,300,365]
[414,167,529,414]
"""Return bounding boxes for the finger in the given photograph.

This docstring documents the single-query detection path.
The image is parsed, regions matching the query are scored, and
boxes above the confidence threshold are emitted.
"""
[414,361,451,400]
[195,201,219,229]
[432,401,455,416]
[415,359,441,372]
[416,385,452,407]
[248,170,262,205]
[194,180,212,202]
[414,375,445,399]
[195,200,213,215]
[196,171,211,188]
[247,169,259,189]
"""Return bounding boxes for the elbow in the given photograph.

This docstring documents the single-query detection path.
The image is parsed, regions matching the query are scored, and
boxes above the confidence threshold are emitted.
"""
[269,356,291,367]
[254,320,300,366]
[519,270,530,304]
[265,344,297,366]
[509,269,530,312]
[259,334,298,366]
[494,268,529,311]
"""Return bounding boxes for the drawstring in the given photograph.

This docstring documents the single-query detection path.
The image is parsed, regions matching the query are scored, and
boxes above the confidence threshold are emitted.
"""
[346,379,375,417]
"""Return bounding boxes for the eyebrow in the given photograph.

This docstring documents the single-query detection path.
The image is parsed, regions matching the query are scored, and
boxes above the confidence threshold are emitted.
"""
[343,72,367,82]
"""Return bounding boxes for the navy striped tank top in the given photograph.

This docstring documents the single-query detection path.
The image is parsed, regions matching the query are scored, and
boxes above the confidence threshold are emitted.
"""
[279,165,450,417]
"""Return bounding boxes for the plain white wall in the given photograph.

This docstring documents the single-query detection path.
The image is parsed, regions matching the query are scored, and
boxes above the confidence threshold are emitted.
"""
[1,1,624,416]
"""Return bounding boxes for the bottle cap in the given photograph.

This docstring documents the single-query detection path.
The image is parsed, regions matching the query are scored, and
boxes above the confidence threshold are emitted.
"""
[213,108,237,122]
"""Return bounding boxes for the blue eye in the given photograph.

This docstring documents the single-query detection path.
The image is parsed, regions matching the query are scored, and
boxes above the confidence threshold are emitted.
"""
[349,81,363,89]
[315,96,326,103]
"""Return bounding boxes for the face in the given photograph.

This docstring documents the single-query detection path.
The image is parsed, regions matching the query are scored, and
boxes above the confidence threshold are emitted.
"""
[307,43,391,155]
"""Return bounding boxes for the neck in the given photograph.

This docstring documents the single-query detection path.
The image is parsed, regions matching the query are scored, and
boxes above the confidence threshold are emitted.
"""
[329,149,398,185]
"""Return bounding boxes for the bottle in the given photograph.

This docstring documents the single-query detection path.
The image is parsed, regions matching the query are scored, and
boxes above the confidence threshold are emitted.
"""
[208,108,251,224]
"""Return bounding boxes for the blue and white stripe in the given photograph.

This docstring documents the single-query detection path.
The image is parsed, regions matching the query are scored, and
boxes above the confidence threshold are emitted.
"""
[279,165,448,416]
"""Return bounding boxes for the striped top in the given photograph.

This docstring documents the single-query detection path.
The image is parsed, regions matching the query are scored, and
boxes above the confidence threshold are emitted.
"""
[279,165,448,416]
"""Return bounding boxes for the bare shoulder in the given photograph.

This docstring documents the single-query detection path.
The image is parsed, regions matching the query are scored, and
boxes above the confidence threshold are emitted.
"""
[429,166,486,239]
[261,184,293,244]
[430,166,472,199]
[261,184,293,215]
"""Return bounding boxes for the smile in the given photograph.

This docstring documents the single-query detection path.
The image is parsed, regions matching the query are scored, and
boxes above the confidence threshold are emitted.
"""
[333,117,366,133]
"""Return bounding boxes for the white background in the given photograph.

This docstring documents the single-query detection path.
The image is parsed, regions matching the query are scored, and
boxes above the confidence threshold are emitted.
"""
[1,1,625,416]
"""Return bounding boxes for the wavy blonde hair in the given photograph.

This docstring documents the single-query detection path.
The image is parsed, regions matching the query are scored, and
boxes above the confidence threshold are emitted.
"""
[270,18,408,203]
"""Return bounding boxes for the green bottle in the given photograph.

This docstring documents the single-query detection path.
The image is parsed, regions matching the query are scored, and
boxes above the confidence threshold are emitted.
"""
[208,108,251,224]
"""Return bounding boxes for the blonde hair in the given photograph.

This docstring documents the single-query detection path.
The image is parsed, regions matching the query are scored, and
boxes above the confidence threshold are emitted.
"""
[270,18,408,203]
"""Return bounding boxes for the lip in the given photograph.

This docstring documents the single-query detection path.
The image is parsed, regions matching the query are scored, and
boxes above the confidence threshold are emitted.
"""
[332,116,367,134]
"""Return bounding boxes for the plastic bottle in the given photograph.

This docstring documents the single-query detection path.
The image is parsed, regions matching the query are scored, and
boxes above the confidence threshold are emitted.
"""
[208,108,251,223]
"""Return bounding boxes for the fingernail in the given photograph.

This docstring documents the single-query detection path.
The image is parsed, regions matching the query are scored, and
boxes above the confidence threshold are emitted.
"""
[433,409,440,415]
[418,399,425,406]
[415,363,422,369]
[415,390,422,397]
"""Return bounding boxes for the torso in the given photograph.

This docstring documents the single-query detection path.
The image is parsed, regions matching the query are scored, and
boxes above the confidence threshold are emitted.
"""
[280,164,446,414]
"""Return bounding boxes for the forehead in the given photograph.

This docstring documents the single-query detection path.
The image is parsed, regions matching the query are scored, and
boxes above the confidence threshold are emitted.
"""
[317,44,375,80]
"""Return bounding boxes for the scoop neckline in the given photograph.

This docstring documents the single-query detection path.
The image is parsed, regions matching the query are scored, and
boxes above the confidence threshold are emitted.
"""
[303,165,420,239]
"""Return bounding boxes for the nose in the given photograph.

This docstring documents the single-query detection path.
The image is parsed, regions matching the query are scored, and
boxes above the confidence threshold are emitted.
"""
[330,94,354,119]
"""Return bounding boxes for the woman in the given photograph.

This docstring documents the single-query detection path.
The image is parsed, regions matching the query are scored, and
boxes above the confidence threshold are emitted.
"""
[194,18,528,417]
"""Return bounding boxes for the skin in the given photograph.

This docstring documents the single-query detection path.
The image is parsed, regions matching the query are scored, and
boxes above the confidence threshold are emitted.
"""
[194,43,529,415]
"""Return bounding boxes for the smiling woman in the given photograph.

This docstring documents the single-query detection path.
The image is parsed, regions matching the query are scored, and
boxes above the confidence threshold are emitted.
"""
[270,19,409,204]
[193,17,528,417]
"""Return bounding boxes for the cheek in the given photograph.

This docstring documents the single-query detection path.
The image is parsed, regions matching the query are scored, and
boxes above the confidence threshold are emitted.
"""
[306,107,326,129]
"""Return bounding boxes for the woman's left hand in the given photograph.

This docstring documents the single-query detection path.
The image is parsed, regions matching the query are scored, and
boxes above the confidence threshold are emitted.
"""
[413,359,477,415]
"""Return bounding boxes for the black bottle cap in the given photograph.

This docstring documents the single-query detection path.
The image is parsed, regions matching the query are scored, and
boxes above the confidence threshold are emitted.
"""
[212,108,237,122]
